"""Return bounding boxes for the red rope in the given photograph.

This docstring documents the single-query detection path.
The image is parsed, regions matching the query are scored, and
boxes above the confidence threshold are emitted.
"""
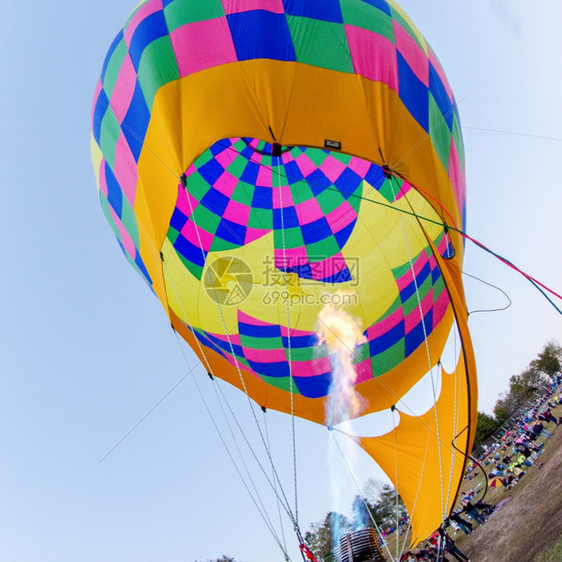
[388,170,562,303]
[299,543,319,562]
[459,231,562,301]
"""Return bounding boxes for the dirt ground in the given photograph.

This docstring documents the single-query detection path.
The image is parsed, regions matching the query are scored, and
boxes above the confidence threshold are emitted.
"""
[459,424,562,562]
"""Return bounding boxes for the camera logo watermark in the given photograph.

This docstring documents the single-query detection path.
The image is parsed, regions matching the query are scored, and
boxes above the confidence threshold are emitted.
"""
[263,290,358,306]
[262,255,360,287]
[204,256,253,306]
[204,255,360,307]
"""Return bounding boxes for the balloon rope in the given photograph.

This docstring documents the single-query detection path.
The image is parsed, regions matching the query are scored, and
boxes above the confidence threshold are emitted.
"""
[463,271,512,315]
[182,340,291,558]
[181,175,308,552]
[215,138,561,315]
[211,373,299,544]
[179,174,304,543]
[210,374,294,556]
[464,125,562,143]
[388,177,447,523]
[381,167,562,307]
[337,187,562,316]
[443,330,462,525]
[143,253,292,557]
[395,419,434,559]
[263,409,290,556]
[163,259,297,539]
[275,152,301,532]
[350,184,562,307]
[391,407,400,561]
[386,179,446,556]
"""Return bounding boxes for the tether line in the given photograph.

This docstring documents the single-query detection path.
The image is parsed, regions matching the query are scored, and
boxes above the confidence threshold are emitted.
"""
[210,138,562,314]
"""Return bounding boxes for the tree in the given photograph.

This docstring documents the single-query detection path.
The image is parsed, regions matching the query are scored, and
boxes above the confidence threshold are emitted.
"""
[531,341,562,378]
[363,479,407,528]
[472,411,500,449]
[491,340,560,424]
[493,390,522,424]
[507,373,536,403]
[493,368,544,424]
[304,511,351,560]
[513,366,547,392]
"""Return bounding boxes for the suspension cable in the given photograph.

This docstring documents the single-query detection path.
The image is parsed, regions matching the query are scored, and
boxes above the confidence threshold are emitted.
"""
[177,173,308,551]
[263,408,290,557]
[190,366,291,559]
[163,248,297,519]
[391,407,400,561]
[388,176,446,522]
[163,259,293,558]
[444,330,462,515]
[274,150,301,530]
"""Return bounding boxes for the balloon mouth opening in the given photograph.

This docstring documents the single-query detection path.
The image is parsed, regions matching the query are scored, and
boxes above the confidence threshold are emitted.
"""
[183,136,399,200]
[240,137,294,157]
[163,136,458,401]
[178,136,456,264]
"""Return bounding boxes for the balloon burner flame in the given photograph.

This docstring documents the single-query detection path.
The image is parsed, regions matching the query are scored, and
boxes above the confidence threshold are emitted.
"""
[317,303,367,426]
[317,302,367,551]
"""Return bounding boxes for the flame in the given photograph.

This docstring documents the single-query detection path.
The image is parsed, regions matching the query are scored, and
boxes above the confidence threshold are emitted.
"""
[317,302,367,426]
[317,301,367,551]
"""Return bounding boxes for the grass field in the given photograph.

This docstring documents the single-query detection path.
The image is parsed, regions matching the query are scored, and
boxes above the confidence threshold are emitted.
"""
[455,413,562,562]
[379,405,562,561]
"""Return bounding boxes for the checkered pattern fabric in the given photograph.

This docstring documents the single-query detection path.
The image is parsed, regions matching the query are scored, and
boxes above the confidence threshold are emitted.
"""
[365,235,451,376]
[94,0,463,170]
[166,138,380,281]
[187,310,345,398]
[93,0,465,402]
[182,234,451,399]
[92,0,465,288]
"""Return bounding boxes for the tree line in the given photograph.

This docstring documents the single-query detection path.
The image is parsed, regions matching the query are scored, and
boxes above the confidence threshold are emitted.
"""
[473,341,561,449]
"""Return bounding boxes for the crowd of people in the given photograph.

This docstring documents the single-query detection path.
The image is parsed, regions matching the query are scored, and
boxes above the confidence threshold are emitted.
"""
[398,376,561,561]
[397,494,485,560]
[399,528,472,561]
[478,384,561,491]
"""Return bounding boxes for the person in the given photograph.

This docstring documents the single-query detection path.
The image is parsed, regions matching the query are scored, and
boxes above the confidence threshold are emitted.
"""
[475,501,494,516]
[414,546,432,560]
[532,420,552,439]
[462,499,486,525]
[502,471,516,489]
[439,528,470,562]
[539,408,560,425]
[449,511,473,535]
[510,461,526,477]
[427,542,448,561]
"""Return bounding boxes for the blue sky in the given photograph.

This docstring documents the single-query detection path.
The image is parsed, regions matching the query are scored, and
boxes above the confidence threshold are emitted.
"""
[1,1,561,561]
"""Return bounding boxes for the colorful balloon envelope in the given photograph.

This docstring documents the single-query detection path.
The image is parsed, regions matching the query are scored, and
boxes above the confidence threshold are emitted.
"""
[92,0,477,547]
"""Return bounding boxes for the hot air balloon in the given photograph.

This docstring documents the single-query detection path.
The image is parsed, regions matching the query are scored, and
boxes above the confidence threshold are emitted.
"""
[91,0,477,554]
